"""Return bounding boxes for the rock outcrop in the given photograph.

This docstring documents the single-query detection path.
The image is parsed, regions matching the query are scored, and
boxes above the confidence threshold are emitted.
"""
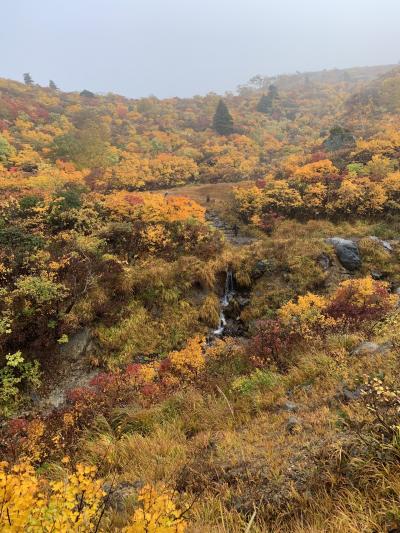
[326,237,361,271]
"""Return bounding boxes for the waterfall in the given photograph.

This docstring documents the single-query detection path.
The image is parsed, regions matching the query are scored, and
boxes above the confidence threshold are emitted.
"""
[213,270,235,336]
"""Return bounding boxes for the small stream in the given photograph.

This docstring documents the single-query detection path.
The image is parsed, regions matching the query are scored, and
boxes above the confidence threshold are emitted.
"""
[213,270,235,336]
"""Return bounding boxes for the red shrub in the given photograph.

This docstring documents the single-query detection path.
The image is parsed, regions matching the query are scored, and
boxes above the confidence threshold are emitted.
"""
[140,383,159,397]
[326,278,395,328]
[7,418,28,436]
[158,357,172,374]
[311,151,327,162]
[66,387,96,404]
[248,319,298,370]
[126,363,142,377]
[90,372,119,392]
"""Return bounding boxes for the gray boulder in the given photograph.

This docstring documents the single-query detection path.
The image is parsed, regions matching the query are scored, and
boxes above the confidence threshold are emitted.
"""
[326,237,361,271]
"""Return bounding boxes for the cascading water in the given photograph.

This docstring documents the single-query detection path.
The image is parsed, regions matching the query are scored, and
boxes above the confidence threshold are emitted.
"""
[213,270,235,336]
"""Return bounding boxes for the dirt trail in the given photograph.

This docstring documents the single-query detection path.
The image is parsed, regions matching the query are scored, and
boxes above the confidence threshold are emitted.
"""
[205,210,254,246]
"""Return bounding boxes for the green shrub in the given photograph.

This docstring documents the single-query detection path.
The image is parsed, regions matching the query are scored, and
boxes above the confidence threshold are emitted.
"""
[0,351,41,417]
[231,369,281,396]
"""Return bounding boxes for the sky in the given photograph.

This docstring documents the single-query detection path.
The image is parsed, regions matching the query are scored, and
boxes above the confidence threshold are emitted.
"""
[1,0,400,99]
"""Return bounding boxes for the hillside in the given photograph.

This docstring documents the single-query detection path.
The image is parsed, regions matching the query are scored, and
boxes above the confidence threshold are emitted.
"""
[240,64,397,92]
[1,66,400,531]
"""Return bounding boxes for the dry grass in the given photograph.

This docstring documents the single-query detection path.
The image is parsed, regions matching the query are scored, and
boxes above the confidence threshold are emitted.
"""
[158,181,253,210]
[77,326,400,531]
[72,217,400,531]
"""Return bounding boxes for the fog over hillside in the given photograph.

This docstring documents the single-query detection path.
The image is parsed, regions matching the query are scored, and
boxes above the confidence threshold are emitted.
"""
[2,3,400,532]
[2,0,400,97]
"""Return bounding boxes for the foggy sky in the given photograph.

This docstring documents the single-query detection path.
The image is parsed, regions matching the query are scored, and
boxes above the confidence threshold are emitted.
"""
[1,0,399,98]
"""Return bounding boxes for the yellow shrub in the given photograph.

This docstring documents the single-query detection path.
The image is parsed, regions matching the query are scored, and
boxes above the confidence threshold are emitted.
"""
[0,462,104,532]
[279,292,331,336]
[168,336,205,379]
[124,484,186,532]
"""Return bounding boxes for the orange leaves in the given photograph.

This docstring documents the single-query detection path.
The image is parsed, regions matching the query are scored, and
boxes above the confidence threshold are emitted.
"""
[103,191,205,224]
[167,335,206,380]
[293,159,339,181]
[279,277,397,337]
[149,153,198,187]
[106,151,151,189]
[330,177,387,215]
[105,152,198,190]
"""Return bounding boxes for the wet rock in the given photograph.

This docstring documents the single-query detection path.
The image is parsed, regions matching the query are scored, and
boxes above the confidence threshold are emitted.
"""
[352,341,393,356]
[371,270,384,280]
[223,319,245,337]
[326,237,361,271]
[235,295,250,307]
[286,416,302,433]
[225,295,250,319]
[252,260,269,279]
[29,391,41,405]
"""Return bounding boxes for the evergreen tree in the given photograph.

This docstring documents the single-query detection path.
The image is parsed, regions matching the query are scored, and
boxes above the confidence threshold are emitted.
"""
[256,84,279,114]
[212,99,234,135]
[323,125,356,152]
[23,73,34,86]
[49,80,58,90]
[80,89,95,98]
[268,83,278,99]
[256,94,271,114]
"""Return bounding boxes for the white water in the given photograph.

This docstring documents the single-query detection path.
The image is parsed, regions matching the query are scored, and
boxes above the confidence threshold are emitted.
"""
[213,270,235,336]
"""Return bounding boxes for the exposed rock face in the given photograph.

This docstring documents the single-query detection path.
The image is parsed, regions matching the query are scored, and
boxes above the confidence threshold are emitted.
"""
[39,328,98,411]
[326,237,361,271]
[59,328,91,361]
